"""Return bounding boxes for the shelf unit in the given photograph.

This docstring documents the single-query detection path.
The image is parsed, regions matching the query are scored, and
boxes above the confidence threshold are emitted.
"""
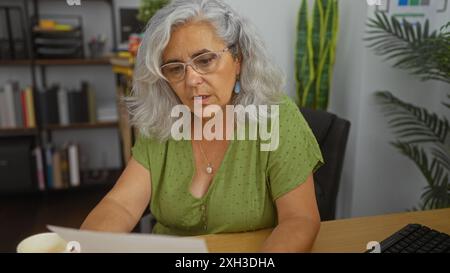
[0,127,39,137]
[0,58,111,66]
[0,0,124,194]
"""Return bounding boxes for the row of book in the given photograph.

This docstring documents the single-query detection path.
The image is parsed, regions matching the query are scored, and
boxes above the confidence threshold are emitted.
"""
[36,81,97,126]
[0,82,36,128]
[33,142,81,190]
[0,80,97,130]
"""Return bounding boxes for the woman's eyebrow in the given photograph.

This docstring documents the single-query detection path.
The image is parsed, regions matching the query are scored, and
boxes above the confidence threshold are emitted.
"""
[163,48,211,65]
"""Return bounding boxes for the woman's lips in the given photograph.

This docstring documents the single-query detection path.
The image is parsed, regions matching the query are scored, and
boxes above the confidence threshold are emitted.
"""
[192,95,211,104]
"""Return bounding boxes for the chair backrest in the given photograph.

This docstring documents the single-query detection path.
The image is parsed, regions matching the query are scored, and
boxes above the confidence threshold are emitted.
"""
[299,108,351,221]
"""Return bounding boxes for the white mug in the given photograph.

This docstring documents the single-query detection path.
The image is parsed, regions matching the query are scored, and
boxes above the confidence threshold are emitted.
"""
[17,232,68,253]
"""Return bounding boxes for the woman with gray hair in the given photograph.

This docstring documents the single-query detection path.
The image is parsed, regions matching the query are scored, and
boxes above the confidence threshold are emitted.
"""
[81,0,323,252]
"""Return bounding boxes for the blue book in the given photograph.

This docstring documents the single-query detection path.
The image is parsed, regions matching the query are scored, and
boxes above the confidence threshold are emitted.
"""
[45,144,54,189]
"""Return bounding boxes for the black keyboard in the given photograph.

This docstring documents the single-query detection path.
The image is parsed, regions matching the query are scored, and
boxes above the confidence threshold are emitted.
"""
[367,223,450,253]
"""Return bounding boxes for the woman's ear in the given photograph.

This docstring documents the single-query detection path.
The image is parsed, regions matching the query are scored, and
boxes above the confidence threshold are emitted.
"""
[235,57,241,75]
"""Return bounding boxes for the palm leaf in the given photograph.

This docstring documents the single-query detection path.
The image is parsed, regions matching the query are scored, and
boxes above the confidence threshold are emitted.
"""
[444,94,450,109]
[365,13,450,83]
[375,91,450,144]
[392,141,450,209]
[431,146,450,172]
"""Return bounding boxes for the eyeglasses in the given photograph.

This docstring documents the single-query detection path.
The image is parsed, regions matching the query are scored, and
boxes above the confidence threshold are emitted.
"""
[160,46,231,83]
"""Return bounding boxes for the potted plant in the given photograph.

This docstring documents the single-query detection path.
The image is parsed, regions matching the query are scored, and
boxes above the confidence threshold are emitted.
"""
[366,13,450,210]
[137,0,169,24]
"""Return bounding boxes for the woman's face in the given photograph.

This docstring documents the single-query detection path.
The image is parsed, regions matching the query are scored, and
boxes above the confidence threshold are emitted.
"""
[162,20,241,115]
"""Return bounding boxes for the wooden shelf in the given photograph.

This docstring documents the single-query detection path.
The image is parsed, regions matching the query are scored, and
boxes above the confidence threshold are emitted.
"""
[33,27,81,33]
[0,168,122,197]
[0,127,39,137]
[0,123,118,135]
[44,121,118,130]
[36,58,111,65]
[0,59,32,65]
[0,58,111,66]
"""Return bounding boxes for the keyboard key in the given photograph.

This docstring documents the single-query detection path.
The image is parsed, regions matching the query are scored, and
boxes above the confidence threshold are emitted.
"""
[404,247,416,253]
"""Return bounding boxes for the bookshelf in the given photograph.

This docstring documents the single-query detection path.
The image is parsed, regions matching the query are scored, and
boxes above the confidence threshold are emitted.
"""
[0,0,126,195]
[0,58,111,66]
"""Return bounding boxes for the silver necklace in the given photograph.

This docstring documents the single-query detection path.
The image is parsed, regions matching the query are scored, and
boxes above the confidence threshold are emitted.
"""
[197,141,213,174]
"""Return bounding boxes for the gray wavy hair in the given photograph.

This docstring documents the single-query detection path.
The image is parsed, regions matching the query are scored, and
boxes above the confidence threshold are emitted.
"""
[124,0,285,141]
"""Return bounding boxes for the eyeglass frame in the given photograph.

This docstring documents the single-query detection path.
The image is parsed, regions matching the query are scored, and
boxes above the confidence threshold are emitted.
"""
[160,45,234,82]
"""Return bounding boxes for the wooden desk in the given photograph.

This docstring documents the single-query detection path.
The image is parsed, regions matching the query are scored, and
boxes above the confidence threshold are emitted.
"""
[200,208,450,253]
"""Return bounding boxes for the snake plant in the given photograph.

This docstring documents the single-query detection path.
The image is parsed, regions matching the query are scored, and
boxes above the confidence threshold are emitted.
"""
[295,0,339,110]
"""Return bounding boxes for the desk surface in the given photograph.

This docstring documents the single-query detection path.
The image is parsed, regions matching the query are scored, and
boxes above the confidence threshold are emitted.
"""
[200,208,450,253]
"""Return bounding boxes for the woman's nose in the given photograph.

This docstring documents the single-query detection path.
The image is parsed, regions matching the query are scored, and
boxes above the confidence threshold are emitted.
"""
[185,65,203,86]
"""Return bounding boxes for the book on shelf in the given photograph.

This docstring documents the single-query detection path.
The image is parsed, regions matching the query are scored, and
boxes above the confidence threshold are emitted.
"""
[0,81,36,129]
[52,148,63,189]
[33,146,46,191]
[68,142,80,187]
[109,52,135,67]
[87,85,97,123]
[60,144,71,188]
[13,83,24,128]
[1,139,116,192]
[34,81,97,127]
[112,65,134,77]
[80,81,91,123]
[57,88,70,126]
[45,144,54,189]
[37,85,60,126]
[35,142,84,190]
[24,86,36,128]
[67,89,84,124]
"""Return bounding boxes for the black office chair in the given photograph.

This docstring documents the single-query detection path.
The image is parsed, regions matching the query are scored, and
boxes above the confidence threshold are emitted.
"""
[299,108,351,221]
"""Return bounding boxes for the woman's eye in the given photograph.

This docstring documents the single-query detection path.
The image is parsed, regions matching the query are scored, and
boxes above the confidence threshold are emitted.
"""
[169,66,183,73]
[196,55,216,66]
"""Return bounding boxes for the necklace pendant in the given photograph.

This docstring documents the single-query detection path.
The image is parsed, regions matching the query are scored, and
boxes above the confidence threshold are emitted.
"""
[206,164,213,174]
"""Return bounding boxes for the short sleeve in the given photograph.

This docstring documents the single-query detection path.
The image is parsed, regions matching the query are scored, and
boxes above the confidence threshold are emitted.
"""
[131,134,151,170]
[267,96,324,201]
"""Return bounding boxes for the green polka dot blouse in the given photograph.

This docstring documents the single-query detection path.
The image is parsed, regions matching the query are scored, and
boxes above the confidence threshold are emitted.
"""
[131,95,324,236]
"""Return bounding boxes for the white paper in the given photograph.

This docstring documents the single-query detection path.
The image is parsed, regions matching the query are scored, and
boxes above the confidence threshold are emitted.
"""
[47,225,208,253]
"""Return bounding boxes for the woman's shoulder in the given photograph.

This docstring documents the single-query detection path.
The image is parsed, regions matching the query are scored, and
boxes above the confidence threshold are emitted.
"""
[273,94,308,129]
[277,94,301,114]
[133,132,170,152]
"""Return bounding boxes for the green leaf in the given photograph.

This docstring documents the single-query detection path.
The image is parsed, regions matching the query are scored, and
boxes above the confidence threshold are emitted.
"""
[375,91,450,145]
[391,141,449,209]
[366,14,449,83]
